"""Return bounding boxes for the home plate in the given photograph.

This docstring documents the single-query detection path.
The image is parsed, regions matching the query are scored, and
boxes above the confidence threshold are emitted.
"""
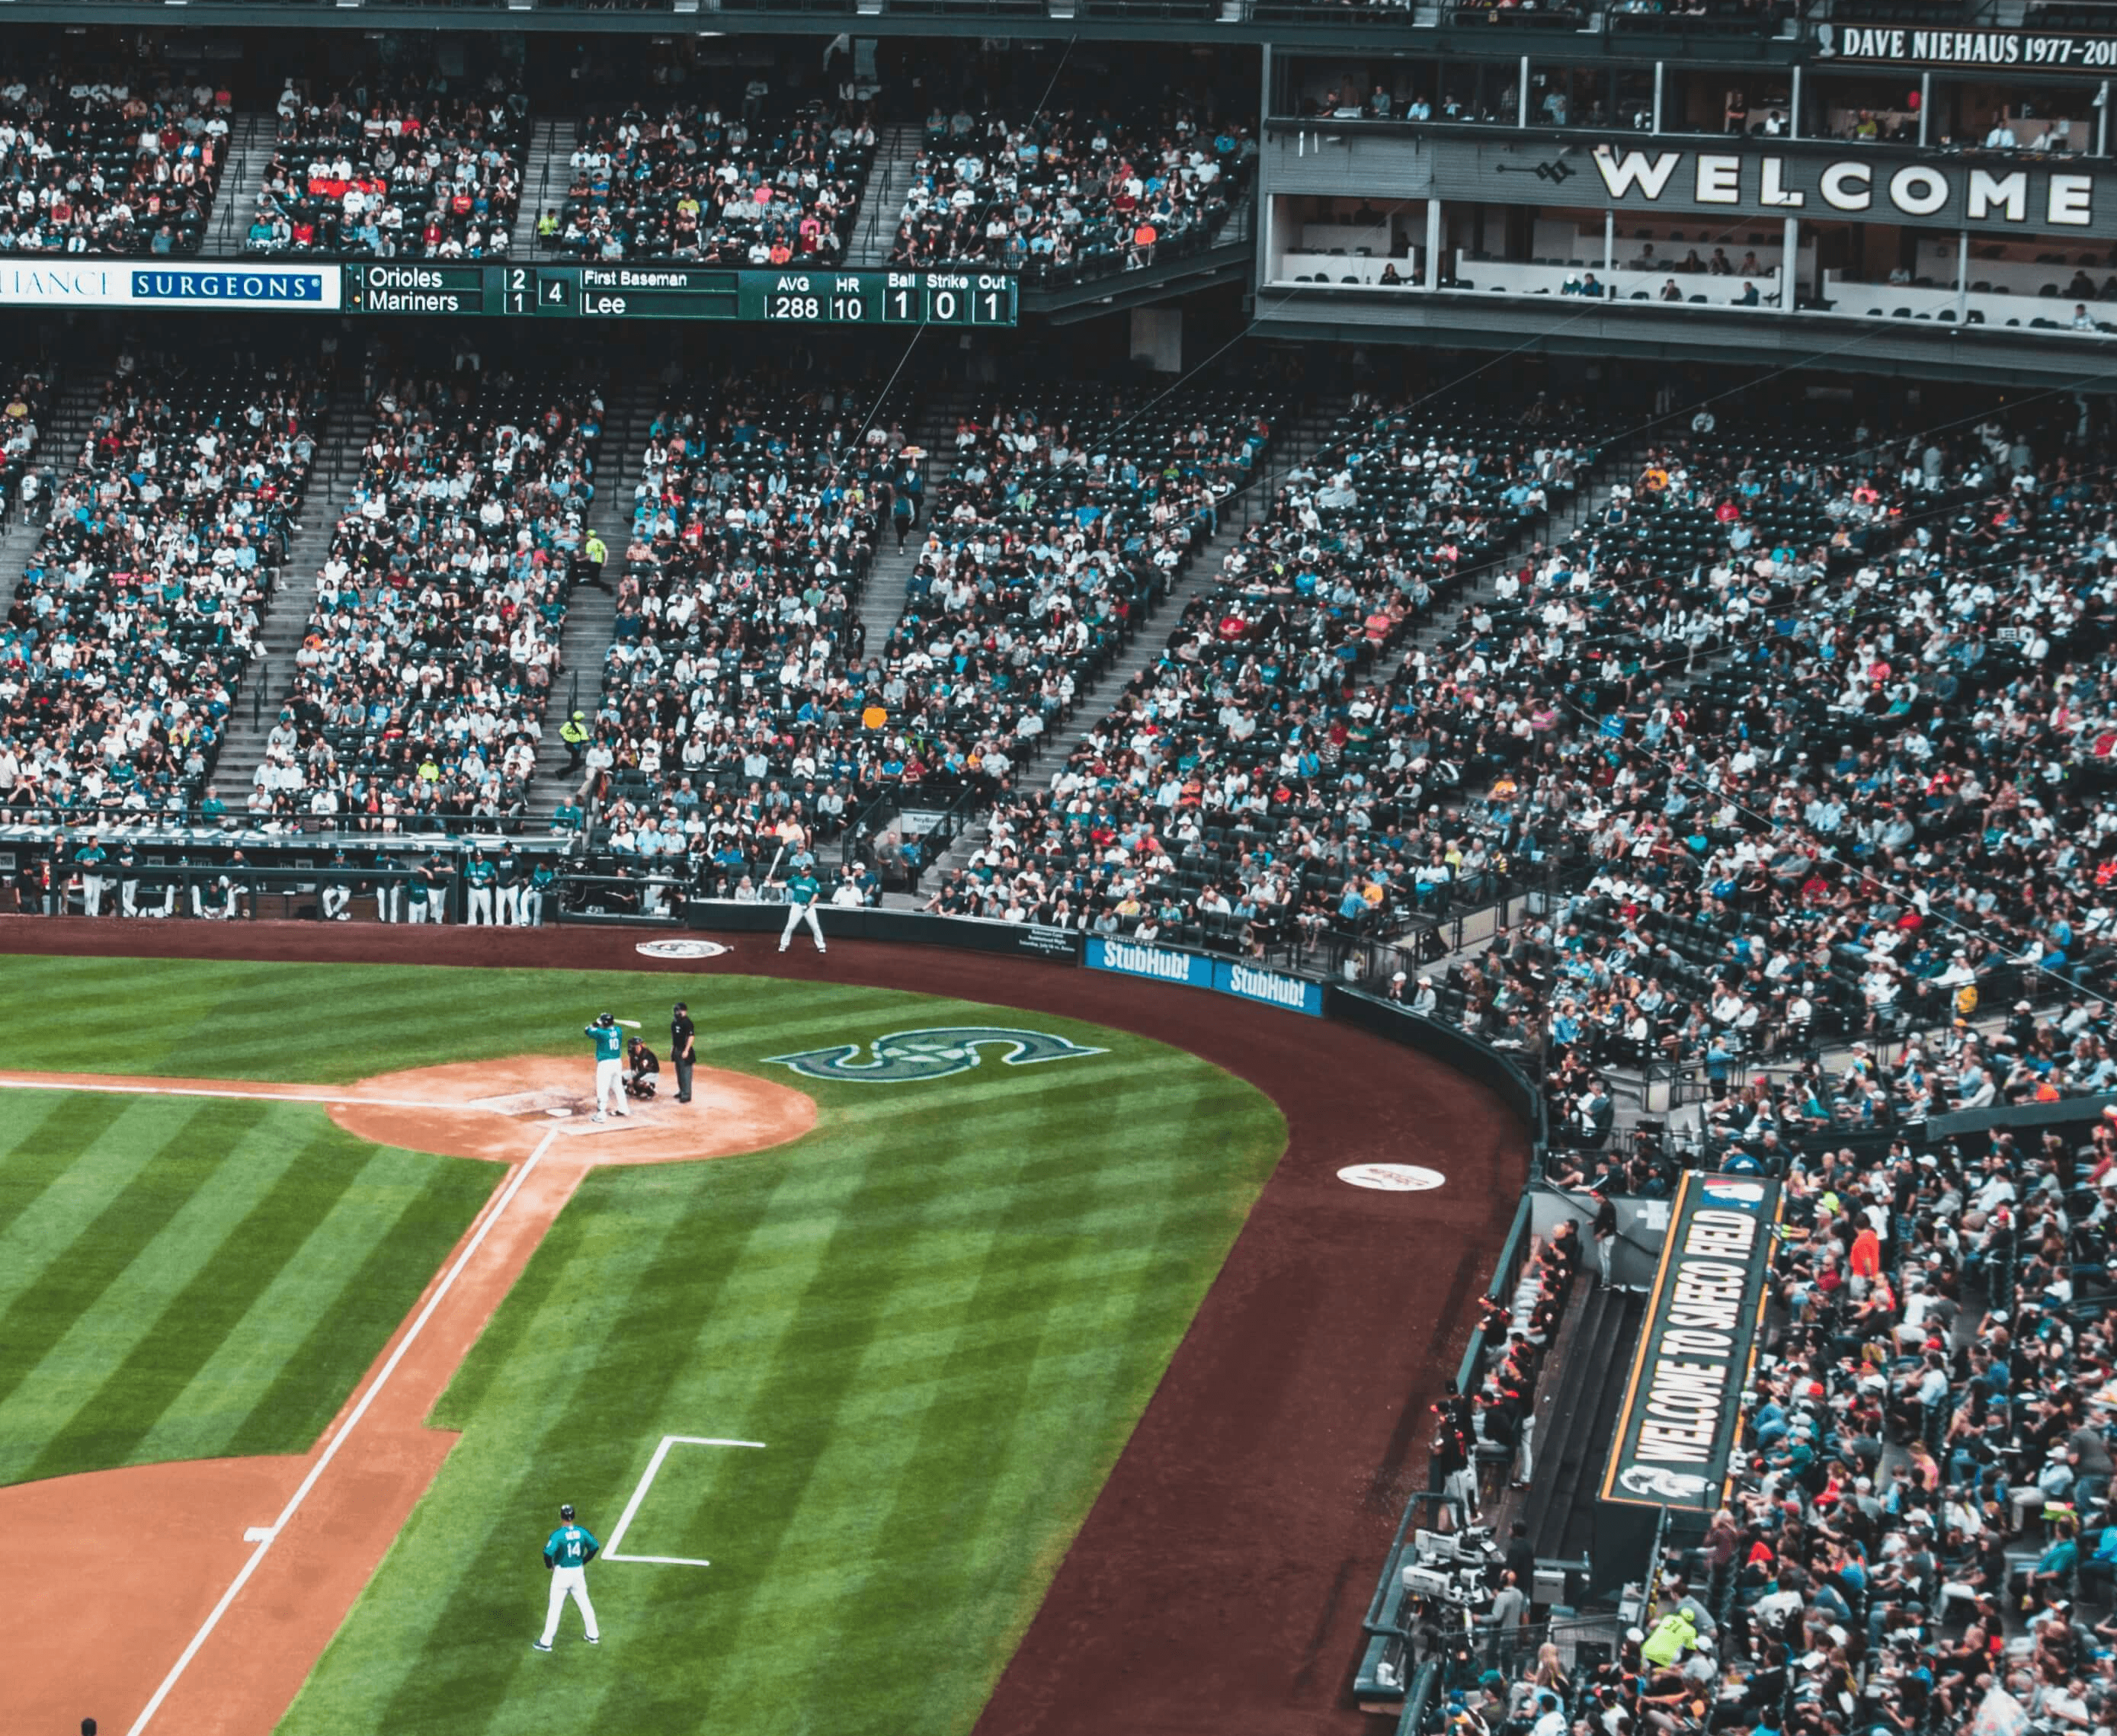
[465,1089,580,1116]
[553,1116,649,1139]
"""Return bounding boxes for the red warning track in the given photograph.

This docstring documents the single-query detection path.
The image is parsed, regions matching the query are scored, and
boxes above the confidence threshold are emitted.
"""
[0,916,1528,1736]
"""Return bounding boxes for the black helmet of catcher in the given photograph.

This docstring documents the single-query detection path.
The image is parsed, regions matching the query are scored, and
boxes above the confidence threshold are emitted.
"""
[596,1012,614,1027]
[560,1503,575,1522]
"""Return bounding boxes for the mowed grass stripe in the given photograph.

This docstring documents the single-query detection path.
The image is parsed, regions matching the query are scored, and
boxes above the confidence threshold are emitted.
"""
[0,1099,271,1452]
[0,959,924,1081]
[133,1142,492,1465]
[221,1151,495,1460]
[0,1094,144,1311]
[577,1138,1005,1732]
[20,1119,366,1480]
[809,1073,1244,1677]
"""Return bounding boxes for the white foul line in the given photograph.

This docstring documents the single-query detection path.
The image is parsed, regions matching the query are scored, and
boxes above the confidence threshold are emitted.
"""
[603,1435,767,1568]
[124,1128,563,1736]
[0,1077,488,1113]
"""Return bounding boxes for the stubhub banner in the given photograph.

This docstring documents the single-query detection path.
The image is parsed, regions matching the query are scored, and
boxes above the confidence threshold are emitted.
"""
[0,261,341,311]
[1086,937,1215,990]
[1086,938,1323,1017]
[1216,959,1324,1017]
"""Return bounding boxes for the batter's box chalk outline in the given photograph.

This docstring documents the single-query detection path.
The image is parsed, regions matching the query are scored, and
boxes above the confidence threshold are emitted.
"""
[603,1435,767,1567]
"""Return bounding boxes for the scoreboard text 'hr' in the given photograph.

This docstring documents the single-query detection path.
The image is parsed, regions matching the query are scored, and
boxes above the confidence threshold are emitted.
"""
[342,263,1017,325]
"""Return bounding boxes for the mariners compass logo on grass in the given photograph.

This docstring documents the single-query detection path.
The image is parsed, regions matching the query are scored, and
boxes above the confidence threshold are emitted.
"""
[764,1027,1107,1084]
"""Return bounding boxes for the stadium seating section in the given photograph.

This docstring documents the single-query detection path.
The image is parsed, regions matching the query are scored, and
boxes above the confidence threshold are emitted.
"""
[245,84,527,259]
[0,357,322,824]
[0,68,230,256]
[890,108,1253,286]
[271,372,602,829]
[546,103,873,264]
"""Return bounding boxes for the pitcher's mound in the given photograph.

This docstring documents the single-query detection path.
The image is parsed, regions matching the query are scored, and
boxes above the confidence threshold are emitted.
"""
[327,1056,815,1164]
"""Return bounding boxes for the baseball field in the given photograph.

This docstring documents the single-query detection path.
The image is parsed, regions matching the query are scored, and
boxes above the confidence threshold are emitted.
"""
[3,950,1287,1735]
[0,924,1527,1736]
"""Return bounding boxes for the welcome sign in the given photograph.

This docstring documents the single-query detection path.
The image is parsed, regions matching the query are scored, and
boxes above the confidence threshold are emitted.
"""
[1600,1172,1782,1512]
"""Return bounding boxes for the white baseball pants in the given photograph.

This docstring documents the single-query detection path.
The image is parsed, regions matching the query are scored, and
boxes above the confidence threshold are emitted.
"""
[468,887,494,924]
[595,1058,624,1116]
[540,1565,598,1645]
[779,901,825,951]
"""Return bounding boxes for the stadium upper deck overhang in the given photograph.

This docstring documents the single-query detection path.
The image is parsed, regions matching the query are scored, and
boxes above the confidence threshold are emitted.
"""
[0,0,1802,67]
[1249,290,2117,391]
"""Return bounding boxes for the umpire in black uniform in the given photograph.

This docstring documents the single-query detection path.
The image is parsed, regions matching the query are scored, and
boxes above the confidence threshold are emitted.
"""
[671,1001,695,1103]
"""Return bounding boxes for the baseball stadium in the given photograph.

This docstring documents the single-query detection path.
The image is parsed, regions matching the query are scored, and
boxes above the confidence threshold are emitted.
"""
[7,8,2117,1736]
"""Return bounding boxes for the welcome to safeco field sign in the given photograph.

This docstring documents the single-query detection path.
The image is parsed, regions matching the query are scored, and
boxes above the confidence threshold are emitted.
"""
[1600,1171,1782,1512]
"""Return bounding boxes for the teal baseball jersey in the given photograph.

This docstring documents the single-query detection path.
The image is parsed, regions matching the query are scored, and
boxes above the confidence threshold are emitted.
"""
[786,872,820,906]
[585,1023,625,1061]
[466,858,497,887]
[543,1523,600,1568]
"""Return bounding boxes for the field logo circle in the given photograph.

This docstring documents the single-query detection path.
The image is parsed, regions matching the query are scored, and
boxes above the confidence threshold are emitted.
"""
[1337,1163,1447,1193]
[636,939,731,960]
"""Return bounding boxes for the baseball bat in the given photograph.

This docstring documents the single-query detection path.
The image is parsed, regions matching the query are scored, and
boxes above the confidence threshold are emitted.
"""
[616,1019,642,1029]
[764,842,786,884]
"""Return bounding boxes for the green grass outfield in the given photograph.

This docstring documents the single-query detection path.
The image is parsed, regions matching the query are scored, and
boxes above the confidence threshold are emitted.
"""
[0,956,1285,1736]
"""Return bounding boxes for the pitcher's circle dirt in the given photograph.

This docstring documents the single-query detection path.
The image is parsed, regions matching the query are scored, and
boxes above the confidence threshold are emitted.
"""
[323,1055,817,1164]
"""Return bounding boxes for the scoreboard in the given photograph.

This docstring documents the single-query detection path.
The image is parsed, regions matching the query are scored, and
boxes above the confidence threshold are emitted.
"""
[343,263,1017,325]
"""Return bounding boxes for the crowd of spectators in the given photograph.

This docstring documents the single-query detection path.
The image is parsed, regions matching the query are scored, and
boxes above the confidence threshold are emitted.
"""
[1445,1114,2117,1736]
[575,372,898,893]
[923,392,1587,943]
[889,107,1253,284]
[1391,409,2117,1126]
[0,354,322,827]
[0,68,231,256]
[0,364,53,529]
[569,373,1286,900]
[258,370,603,831]
[890,379,1279,824]
[245,79,527,259]
[541,101,873,264]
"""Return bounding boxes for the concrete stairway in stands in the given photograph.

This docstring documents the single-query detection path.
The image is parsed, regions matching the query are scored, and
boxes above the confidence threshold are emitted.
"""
[514,117,569,256]
[0,372,104,593]
[204,113,274,255]
[850,384,972,665]
[898,392,1352,900]
[209,379,371,807]
[520,380,661,825]
[847,123,921,268]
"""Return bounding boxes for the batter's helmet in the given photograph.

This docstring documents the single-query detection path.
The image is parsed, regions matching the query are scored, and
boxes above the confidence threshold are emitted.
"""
[596,1012,614,1027]
[560,1504,575,1522]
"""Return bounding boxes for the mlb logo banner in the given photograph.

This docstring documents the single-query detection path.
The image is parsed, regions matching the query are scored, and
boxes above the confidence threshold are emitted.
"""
[1085,937,1215,989]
